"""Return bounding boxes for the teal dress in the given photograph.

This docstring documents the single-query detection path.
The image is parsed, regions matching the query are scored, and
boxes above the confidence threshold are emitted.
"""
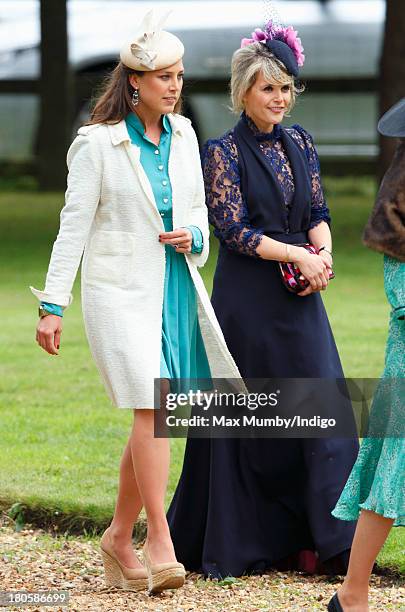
[41,112,211,388]
[125,112,211,385]
[332,256,405,526]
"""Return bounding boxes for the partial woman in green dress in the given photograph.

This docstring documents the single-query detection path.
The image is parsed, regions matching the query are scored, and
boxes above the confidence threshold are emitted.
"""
[332,256,404,529]
[328,99,405,612]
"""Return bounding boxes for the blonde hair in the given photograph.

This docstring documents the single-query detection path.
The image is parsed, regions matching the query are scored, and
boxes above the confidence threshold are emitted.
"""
[230,42,304,115]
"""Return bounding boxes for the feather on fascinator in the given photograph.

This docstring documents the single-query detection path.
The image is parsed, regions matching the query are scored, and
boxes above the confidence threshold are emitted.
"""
[120,9,184,71]
[241,19,305,77]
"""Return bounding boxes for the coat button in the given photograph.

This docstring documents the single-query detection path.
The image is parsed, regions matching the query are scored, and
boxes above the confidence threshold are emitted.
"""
[158,165,164,170]
[163,198,169,203]
[154,150,159,155]
[162,180,168,186]
[285,228,290,234]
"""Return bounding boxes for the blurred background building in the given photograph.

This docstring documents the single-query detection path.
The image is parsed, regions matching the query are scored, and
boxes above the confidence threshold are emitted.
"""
[0,0,402,187]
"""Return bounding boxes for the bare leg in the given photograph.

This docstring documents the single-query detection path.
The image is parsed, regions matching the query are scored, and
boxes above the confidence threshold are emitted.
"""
[102,381,175,568]
[101,439,144,568]
[337,509,394,611]
[131,396,177,564]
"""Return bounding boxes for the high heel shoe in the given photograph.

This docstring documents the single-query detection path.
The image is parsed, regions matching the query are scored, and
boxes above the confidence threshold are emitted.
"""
[100,530,148,591]
[327,592,344,611]
[142,542,186,594]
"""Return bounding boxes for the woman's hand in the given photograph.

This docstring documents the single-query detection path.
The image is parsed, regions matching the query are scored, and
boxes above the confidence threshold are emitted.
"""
[302,250,333,297]
[318,249,333,273]
[36,315,63,355]
[159,228,192,253]
[293,249,329,296]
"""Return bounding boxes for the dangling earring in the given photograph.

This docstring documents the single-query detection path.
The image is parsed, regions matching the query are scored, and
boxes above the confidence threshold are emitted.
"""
[132,88,139,106]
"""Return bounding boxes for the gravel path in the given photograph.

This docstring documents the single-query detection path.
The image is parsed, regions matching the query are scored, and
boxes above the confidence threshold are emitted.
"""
[0,515,403,611]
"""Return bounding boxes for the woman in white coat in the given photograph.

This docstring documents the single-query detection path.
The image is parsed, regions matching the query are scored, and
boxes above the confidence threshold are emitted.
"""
[31,11,239,595]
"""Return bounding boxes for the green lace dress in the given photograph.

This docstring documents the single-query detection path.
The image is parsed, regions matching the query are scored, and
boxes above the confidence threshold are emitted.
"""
[332,255,405,526]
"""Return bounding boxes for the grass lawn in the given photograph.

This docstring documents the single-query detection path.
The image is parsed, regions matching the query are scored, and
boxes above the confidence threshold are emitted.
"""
[0,178,403,573]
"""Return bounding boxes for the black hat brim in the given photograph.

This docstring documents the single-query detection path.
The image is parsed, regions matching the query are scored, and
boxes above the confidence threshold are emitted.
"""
[378,98,405,137]
[265,39,299,78]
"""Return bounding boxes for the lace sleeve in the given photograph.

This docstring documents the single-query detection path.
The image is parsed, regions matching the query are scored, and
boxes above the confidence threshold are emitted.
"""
[202,134,264,257]
[290,125,331,229]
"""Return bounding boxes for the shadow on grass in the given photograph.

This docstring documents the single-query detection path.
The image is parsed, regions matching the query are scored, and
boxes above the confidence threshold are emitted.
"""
[0,498,147,541]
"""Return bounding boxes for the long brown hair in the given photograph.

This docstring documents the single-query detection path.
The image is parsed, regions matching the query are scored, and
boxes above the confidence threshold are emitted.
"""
[87,61,182,125]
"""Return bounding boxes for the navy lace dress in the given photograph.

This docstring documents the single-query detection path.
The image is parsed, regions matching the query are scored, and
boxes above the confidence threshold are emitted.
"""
[167,114,359,578]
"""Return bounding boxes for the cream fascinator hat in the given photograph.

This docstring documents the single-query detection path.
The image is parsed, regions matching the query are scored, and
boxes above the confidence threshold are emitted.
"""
[120,9,184,71]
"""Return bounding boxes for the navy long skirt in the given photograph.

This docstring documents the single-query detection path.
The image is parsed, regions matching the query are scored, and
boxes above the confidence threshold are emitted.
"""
[167,242,359,578]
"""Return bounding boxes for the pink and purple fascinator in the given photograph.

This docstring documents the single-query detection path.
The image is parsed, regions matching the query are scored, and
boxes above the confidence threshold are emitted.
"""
[241,20,305,77]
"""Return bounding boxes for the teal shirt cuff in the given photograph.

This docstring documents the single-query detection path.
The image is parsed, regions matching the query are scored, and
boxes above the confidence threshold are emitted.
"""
[186,225,203,254]
[40,302,63,317]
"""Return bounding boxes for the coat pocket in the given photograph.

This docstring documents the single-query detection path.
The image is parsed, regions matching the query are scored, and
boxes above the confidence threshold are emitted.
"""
[84,230,135,288]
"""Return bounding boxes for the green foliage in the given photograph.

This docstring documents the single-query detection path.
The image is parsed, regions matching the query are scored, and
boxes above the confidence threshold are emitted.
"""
[216,576,243,587]
[8,502,27,532]
[0,182,402,572]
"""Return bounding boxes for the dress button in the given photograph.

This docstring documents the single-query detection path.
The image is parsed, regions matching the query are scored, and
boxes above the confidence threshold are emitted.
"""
[163,198,169,203]
[160,212,164,217]
[162,180,168,186]
[158,165,164,170]
[154,150,159,155]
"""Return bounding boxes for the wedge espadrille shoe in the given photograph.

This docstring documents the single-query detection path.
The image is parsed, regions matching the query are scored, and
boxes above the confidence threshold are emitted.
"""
[100,531,148,592]
[142,542,186,594]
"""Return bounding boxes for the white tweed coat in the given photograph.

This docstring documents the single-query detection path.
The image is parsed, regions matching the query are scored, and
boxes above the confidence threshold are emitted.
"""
[30,113,242,408]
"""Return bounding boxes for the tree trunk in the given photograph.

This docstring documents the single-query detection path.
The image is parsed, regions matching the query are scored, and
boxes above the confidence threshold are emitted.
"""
[379,0,405,177]
[37,0,73,190]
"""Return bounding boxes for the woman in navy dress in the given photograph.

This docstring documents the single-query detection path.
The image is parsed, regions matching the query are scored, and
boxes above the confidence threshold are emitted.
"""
[167,20,359,578]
